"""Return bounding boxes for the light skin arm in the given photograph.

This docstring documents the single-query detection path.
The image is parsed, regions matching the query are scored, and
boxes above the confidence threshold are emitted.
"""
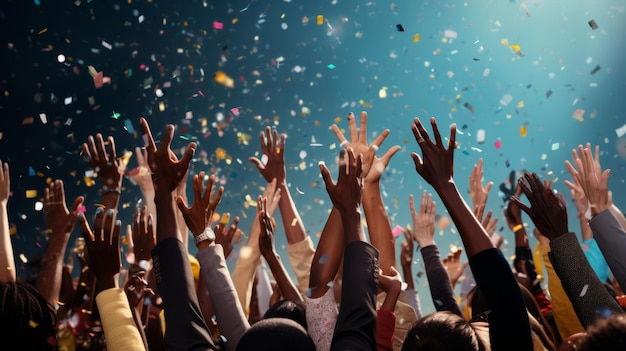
[249,127,306,245]
[36,180,83,306]
[128,147,157,228]
[258,196,303,302]
[565,148,594,241]
[332,111,400,275]
[0,161,15,282]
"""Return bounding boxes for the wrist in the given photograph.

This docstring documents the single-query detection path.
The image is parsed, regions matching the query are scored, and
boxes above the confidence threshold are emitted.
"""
[416,240,435,248]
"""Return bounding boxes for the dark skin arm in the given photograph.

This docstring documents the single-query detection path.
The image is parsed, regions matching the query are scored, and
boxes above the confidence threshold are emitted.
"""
[258,196,303,303]
[36,180,83,306]
[82,134,124,214]
[400,228,415,291]
[249,127,306,244]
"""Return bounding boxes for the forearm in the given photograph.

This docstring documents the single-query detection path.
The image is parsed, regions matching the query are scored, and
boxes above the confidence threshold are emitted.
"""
[588,209,626,290]
[420,245,462,316]
[141,189,158,226]
[277,183,306,244]
[362,181,396,275]
[263,251,303,302]
[154,192,180,243]
[0,203,15,282]
[231,219,262,314]
[309,207,344,298]
[96,288,147,351]
[35,234,70,305]
[579,214,593,241]
[436,182,493,258]
[401,263,414,291]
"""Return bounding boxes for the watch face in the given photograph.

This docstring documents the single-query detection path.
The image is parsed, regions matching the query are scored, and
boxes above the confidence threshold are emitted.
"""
[205,228,216,241]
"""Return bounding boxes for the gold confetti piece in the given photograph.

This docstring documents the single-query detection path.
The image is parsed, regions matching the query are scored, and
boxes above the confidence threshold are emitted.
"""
[29,320,38,328]
[517,100,524,108]
[291,218,298,227]
[9,225,16,235]
[520,125,527,137]
[333,116,342,124]
[38,28,48,35]
[26,190,37,198]
[19,253,28,263]
[158,101,165,112]
[317,15,324,25]
[22,117,34,125]
[215,70,234,88]
[83,176,95,187]
[413,34,420,43]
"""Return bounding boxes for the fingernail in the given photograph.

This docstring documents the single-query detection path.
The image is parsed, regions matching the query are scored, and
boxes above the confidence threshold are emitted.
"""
[107,209,114,216]
[77,213,84,219]
[95,207,104,215]
[115,220,121,226]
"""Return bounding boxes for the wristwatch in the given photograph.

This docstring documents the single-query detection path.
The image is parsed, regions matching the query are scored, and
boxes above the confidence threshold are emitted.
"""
[194,227,216,246]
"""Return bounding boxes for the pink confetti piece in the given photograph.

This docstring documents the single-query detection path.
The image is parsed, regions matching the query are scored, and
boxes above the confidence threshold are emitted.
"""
[392,225,405,237]
[213,21,224,30]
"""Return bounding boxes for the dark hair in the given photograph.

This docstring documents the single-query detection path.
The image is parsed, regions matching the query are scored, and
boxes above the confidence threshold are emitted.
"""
[236,317,315,351]
[0,281,57,350]
[263,299,307,330]
[401,311,484,351]
[466,285,557,351]
[579,313,626,351]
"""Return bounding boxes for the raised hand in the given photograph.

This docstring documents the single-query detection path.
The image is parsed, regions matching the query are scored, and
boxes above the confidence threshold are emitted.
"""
[257,196,276,257]
[474,205,498,236]
[139,117,196,193]
[262,178,282,217]
[442,248,468,288]
[249,127,287,183]
[331,111,400,183]
[214,213,241,259]
[510,173,569,241]
[411,117,456,189]
[469,158,493,210]
[409,191,436,248]
[319,147,364,214]
[79,208,122,293]
[126,147,154,193]
[45,180,84,236]
[131,206,155,262]
[572,145,611,217]
[176,171,223,237]
[82,134,123,190]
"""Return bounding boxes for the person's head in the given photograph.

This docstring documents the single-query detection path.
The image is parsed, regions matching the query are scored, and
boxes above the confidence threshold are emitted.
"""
[235,317,315,351]
[577,313,626,351]
[262,299,307,330]
[401,311,485,351]
[0,281,57,350]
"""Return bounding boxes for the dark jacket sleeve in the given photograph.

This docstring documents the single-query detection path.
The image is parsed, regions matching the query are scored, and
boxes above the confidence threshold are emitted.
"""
[331,241,379,351]
[420,245,463,316]
[548,232,624,328]
[588,209,626,291]
[152,237,215,351]
[469,248,533,351]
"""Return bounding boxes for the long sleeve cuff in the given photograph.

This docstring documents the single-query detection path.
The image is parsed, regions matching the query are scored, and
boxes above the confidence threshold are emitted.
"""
[95,288,145,351]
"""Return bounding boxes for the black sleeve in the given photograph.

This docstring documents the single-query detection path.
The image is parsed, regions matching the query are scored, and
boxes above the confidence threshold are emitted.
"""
[469,248,533,351]
[420,245,463,316]
[152,237,216,351]
[331,241,379,351]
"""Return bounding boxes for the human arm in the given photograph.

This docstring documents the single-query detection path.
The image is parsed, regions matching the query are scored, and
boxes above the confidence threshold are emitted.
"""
[399,228,423,319]
[231,179,280,315]
[141,117,215,350]
[377,268,401,351]
[127,147,158,227]
[320,147,378,351]
[332,111,401,275]
[214,214,240,260]
[413,117,532,351]
[36,180,83,306]
[0,161,14,282]
[511,172,623,328]
[79,206,146,351]
[258,196,303,303]
[571,145,626,289]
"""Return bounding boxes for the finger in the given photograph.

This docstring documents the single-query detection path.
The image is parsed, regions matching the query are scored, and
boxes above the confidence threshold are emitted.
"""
[78,213,94,241]
[140,206,147,238]
[331,124,347,146]
[319,162,335,190]
[380,145,401,166]
[510,196,532,216]
[409,194,417,217]
[410,152,423,171]
[87,135,99,162]
[248,157,265,171]
[126,224,134,248]
[428,199,436,217]
[194,172,204,202]
[68,196,84,222]
[484,181,493,195]
[107,136,117,163]
[371,129,390,148]
[82,143,92,161]
[430,117,443,147]
[419,190,428,213]
[211,187,224,208]
[95,134,108,163]
[176,195,191,214]
[147,214,154,242]
[103,209,116,244]
[139,118,157,152]
[413,118,431,144]
[56,179,66,204]
[135,147,145,167]
[279,133,286,155]
[112,219,122,248]
[179,142,197,171]
[448,123,457,151]
[348,112,358,143]
[159,125,175,155]
[358,111,368,143]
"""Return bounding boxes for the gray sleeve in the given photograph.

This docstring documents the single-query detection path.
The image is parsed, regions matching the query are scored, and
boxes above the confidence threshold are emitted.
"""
[588,209,626,290]
[403,289,423,319]
[197,245,250,351]
[548,233,623,328]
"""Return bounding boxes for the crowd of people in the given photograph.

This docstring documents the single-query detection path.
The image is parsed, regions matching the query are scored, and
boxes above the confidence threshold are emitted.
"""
[1,113,625,351]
